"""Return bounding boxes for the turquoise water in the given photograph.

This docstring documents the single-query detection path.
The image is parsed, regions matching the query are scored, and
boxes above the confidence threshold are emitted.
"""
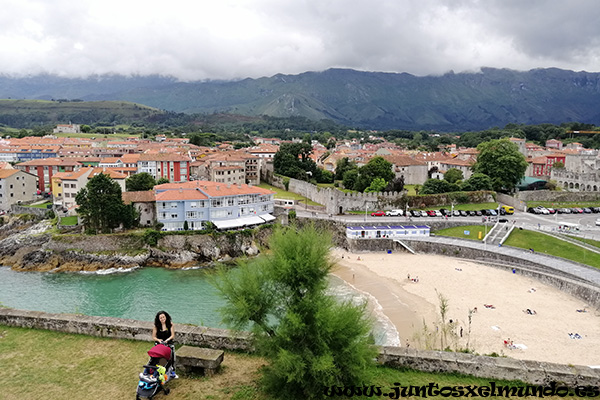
[0,266,398,345]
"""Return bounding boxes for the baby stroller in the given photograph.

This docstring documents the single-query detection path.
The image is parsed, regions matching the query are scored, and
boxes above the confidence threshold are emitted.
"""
[136,343,176,399]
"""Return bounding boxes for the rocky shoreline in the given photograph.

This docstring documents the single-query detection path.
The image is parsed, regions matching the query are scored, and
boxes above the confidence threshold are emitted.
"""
[0,219,270,272]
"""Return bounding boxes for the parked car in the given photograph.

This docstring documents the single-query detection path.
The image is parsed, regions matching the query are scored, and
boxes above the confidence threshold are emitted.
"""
[596,218,600,226]
[592,207,600,213]
[475,210,483,216]
[468,210,476,216]
[452,210,460,217]
[499,218,509,223]
[459,210,468,217]
[488,209,498,216]
[426,210,436,217]
[572,208,584,214]
[434,210,443,217]
[420,210,429,217]
[439,208,450,216]
[546,208,556,214]
[583,208,592,213]
[386,209,403,216]
[410,210,421,217]
[371,211,386,216]
[558,208,571,214]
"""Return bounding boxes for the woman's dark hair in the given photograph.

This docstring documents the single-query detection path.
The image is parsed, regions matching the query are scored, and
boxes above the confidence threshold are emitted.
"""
[154,310,172,330]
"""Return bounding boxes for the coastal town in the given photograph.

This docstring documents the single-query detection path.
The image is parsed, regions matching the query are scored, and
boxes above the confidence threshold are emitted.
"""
[0,123,598,231]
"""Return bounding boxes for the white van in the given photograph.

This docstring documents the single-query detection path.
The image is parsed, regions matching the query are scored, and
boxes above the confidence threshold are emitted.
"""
[386,209,404,216]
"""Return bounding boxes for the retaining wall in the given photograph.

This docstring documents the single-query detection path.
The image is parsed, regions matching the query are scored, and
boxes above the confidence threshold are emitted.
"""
[347,239,600,308]
[1,308,598,387]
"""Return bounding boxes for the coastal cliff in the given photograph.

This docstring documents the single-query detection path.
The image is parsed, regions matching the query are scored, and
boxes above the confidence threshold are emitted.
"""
[0,219,272,272]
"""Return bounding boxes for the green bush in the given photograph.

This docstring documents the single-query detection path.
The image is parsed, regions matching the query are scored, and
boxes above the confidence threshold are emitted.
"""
[142,229,163,246]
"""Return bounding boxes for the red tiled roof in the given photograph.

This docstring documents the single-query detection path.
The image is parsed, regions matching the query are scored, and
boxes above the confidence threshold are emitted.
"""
[122,191,156,204]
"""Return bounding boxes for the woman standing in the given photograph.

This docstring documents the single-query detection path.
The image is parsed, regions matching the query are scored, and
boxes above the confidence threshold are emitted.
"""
[152,310,177,378]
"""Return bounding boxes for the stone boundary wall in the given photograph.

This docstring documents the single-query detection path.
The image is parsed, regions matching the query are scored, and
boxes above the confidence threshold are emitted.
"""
[270,175,494,215]
[517,190,600,203]
[347,239,600,308]
[497,193,526,212]
[1,308,598,386]
[10,205,48,217]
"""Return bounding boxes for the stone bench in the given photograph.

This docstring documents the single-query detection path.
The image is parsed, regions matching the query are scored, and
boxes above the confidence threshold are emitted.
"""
[176,346,224,376]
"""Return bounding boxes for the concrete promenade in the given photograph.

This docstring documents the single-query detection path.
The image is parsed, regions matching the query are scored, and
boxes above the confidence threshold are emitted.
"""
[408,235,600,287]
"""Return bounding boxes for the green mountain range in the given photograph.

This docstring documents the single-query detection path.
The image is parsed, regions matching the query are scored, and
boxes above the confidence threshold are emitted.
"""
[1,67,600,131]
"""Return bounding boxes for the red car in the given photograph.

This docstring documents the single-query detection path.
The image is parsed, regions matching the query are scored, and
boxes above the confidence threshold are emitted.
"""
[371,211,386,216]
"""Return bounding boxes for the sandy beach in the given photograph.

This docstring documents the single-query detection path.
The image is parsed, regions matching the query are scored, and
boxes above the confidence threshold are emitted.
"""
[331,249,600,367]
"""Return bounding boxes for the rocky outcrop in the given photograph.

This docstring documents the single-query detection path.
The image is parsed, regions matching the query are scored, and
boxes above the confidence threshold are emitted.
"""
[0,221,270,272]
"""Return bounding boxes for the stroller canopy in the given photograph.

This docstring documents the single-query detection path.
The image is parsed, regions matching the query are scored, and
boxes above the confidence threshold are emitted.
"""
[148,343,172,360]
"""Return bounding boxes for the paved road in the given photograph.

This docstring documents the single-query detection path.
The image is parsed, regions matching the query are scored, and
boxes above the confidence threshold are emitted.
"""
[296,208,600,241]
[293,207,600,287]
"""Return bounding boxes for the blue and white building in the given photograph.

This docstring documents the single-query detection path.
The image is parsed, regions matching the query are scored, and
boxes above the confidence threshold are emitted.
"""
[346,225,430,239]
[155,180,276,231]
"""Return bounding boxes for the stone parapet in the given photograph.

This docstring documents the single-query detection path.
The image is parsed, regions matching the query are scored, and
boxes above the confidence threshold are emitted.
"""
[378,346,600,387]
[1,308,599,386]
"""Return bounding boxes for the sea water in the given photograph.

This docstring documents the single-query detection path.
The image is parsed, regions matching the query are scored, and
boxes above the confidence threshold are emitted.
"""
[0,266,399,346]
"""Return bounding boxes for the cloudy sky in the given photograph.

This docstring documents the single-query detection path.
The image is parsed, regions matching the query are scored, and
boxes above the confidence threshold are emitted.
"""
[2,0,599,81]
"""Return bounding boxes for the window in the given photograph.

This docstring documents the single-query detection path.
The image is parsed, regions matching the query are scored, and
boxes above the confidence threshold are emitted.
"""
[186,211,197,219]
[170,202,178,209]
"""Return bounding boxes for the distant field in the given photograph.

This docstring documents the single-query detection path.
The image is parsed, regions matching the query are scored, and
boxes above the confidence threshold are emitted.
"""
[434,225,489,240]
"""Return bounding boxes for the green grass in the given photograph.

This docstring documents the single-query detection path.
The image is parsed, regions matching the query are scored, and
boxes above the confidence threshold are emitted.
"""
[256,182,323,206]
[60,216,78,226]
[25,201,52,209]
[0,324,536,400]
[566,235,600,249]
[436,225,600,269]
[503,229,600,269]
[434,225,488,241]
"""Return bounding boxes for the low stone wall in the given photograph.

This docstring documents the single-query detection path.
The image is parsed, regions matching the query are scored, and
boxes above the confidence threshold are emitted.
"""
[1,308,599,386]
[0,308,251,351]
[347,238,600,308]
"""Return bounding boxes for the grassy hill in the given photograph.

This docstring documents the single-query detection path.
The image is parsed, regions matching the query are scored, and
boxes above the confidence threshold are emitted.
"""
[0,99,164,128]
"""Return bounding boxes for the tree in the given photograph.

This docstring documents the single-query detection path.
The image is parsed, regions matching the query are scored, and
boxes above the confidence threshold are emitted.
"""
[472,139,528,192]
[214,225,376,399]
[273,142,316,180]
[342,169,358,190]
[364,177,387,193]
[334,157,357,181]
[444,168,463,184]
[354,156,394,192]
[384,176,405,193]
[460,173,493,191]
[156,177,170,185]
[421,178,454,194]
[125,172,156,191]
[76,173,130,234]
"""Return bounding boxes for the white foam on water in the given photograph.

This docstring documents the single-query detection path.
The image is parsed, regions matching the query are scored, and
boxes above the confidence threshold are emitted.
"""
[79,266,140,275]
[327,275,401,347]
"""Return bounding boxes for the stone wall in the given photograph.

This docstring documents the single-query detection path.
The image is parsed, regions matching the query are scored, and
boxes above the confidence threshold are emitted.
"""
[270,175,494,215]
[1,308,599,387]
[347,238,600,308]
[516,190,600,203]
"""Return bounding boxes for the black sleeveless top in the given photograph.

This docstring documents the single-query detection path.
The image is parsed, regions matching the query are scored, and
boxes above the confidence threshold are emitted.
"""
[156,326,172,341]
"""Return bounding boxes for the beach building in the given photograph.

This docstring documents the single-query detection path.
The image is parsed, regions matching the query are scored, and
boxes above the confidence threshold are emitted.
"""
[154,180,275,231]
[346,225,431,239]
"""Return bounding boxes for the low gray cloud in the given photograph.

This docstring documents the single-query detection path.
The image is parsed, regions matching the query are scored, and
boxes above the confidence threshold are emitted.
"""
[1,0,599,81]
